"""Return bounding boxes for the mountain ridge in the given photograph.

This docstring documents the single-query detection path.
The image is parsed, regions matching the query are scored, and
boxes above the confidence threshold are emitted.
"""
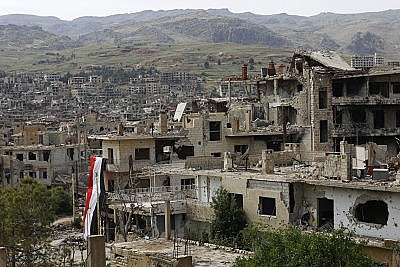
[1,9,400,57]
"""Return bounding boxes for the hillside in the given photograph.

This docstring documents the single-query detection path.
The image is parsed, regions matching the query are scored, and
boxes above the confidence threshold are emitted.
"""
[1,9,400,57]
[0,24,76,50]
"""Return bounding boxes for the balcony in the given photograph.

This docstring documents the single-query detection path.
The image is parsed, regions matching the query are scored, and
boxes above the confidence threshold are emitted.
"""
[332,123,400,137]
[332,96,400,106]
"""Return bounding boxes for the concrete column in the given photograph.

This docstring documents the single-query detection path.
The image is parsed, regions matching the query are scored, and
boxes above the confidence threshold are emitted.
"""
[0,247,6,267]
[165,200,171,240]
[233,118,240,133]
[262,150,274,174]
[223,152,232,171]
[159,111,168,134]
[87,235,106,267]
[273,79,278,96]
[245,110,252,132]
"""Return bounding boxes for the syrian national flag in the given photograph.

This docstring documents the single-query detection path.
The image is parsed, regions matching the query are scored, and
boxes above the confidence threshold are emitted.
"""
[83,156,106,239]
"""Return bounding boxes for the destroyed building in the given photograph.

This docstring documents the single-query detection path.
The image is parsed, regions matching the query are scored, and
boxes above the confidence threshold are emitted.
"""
[85,50,400,267]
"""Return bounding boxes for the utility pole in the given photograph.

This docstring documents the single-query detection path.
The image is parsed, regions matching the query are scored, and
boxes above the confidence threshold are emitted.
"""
[72,172,76,221]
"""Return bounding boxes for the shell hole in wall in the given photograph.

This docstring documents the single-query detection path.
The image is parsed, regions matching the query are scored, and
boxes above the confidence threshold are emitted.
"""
[354,200,388,225]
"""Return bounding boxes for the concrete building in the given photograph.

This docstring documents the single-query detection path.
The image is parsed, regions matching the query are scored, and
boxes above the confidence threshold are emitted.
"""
[0,144,84,187]
[351,53,384,69]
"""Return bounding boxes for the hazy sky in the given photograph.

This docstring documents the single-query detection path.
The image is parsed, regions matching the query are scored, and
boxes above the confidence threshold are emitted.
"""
[1,0,399,20]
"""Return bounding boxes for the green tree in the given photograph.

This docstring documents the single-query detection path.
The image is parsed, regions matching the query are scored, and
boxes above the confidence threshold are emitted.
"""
[0,178,56,267]
[211,188,247,246]
[236,225,374,267]
[50,186,72,216]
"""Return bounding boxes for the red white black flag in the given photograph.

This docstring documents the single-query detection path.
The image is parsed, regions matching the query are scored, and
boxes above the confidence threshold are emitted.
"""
[83,156,106,239]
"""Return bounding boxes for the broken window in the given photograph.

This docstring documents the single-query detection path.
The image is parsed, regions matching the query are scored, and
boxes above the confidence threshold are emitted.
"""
[43,150,50,162]
[332,82,344,97]
[176,146,194,160]
[211,152,221,157]
[209,121,221,141]
[350,109,366,124]
[135,148,150,160]
[253,106,265,120]
[318,198,334,227]
[28,152,36,161]
[297,84,303,92]
[29,171,36,178]
[393,83,400,94]
[19,171,24,178]
[259,197,276,216]
[108,148,114,164]
[16,153,23,161]
[40,170,47,179]
[319,90,328,109]
[234,145,248,155]
[373,110,385,129]
[108,179,115,192]
[370,82,389,98]
[67,148,74,160]
[347,78,363,97]
[320,120,328,143]
[355,200,388,225]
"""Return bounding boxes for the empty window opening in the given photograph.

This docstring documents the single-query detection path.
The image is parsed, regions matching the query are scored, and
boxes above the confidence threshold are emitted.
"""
[347,79,363,97]
[287,107,297,125]
[350,110,366,124]
[396,111,400,128]
[318,197,334,228]
[28,152,37,161]
[234,145,248,155]
[373,110,385,129]
[259,197,276,216]
[320,120,328,143]
[253,106,265,120]
[176,145,194,160]
[369,82,389,98]
[297,84,303,92]
[108,148,114,164]
[135,148,150,160]
[209,121,221,141]
[355,200,388,225]
[108,179,115,192]
[211,152,221,157]
[289,183,295,213]
[19,171,24,179]
[319,90,328,109]
[16,153,23,161]
[332,82,344,97]
[29,171,36,178]
[393,83,400,94]
[67,148,74,160]
[43,150,50,162]
[334,110,343,125]
[41,170,47,179]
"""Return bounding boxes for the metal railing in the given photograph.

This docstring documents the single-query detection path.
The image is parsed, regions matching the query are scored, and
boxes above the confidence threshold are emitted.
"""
[108,185,198,203]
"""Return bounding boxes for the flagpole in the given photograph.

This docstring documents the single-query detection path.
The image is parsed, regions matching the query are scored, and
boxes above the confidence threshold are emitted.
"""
[96,160,101,235]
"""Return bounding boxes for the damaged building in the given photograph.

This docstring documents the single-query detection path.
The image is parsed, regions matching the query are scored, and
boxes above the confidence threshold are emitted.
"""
[89,50,400,266]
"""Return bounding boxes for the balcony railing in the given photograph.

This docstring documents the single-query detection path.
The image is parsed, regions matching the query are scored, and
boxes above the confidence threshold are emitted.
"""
[332,123,400,136]
[108,185,198,203]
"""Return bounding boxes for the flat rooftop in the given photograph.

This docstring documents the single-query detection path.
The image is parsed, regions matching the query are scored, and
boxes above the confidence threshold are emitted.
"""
[148,162,400,193]
[111,238,250,267]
